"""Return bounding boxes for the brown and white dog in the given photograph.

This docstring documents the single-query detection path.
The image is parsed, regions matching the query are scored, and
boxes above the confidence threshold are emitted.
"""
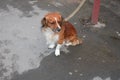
[41,12,82,56]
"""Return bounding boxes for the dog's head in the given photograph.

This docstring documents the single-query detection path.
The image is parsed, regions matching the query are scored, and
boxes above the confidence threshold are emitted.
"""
[41,12,64,32]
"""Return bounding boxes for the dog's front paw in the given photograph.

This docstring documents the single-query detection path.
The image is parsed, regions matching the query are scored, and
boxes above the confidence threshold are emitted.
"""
[55,49,60,56]
[48,44,55,49]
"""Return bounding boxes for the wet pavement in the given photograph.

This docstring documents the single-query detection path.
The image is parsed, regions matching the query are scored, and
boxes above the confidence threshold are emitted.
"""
[0,0,120,80]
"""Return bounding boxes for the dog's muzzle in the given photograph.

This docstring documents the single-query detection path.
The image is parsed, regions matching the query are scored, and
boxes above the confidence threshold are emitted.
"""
[56,27,61,32]
[53,27,61,32]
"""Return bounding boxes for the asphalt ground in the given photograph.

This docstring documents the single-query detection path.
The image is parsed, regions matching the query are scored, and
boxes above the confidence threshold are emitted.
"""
[0,0,120,80]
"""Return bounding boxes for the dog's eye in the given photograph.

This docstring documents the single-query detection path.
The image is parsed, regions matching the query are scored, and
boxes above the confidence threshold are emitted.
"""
[58,21,62,25]
[58,21,61,24]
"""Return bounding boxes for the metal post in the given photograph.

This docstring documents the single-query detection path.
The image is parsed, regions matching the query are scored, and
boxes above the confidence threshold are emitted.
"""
[91,0,100,24]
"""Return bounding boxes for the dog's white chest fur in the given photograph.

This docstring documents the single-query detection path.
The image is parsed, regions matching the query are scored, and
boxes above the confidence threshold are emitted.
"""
[43,28,59,46]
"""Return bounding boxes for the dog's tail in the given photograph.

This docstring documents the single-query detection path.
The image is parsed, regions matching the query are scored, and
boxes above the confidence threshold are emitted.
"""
[72,37,83,46]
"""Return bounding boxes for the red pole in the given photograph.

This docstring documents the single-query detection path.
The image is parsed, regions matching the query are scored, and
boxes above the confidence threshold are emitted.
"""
[91,0,100,24]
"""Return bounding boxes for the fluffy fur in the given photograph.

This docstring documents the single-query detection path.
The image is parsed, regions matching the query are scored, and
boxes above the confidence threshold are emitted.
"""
[41,12,82,56]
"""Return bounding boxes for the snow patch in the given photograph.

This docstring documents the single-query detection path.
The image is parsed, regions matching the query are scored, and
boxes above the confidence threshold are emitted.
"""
[0,5,49,80]
[92,22,106,28]
[93,76,111,80]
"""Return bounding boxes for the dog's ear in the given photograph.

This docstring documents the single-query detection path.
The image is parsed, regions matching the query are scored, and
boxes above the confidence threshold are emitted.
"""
[60,17,65,26]
[41,17,46,27]
[61,17,64,22]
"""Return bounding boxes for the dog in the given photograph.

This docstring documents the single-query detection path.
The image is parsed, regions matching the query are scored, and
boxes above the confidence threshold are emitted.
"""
[41,12,82,56]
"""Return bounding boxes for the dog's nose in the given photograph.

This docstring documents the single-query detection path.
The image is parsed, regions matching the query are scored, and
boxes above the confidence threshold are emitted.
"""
[56,27,61,32]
